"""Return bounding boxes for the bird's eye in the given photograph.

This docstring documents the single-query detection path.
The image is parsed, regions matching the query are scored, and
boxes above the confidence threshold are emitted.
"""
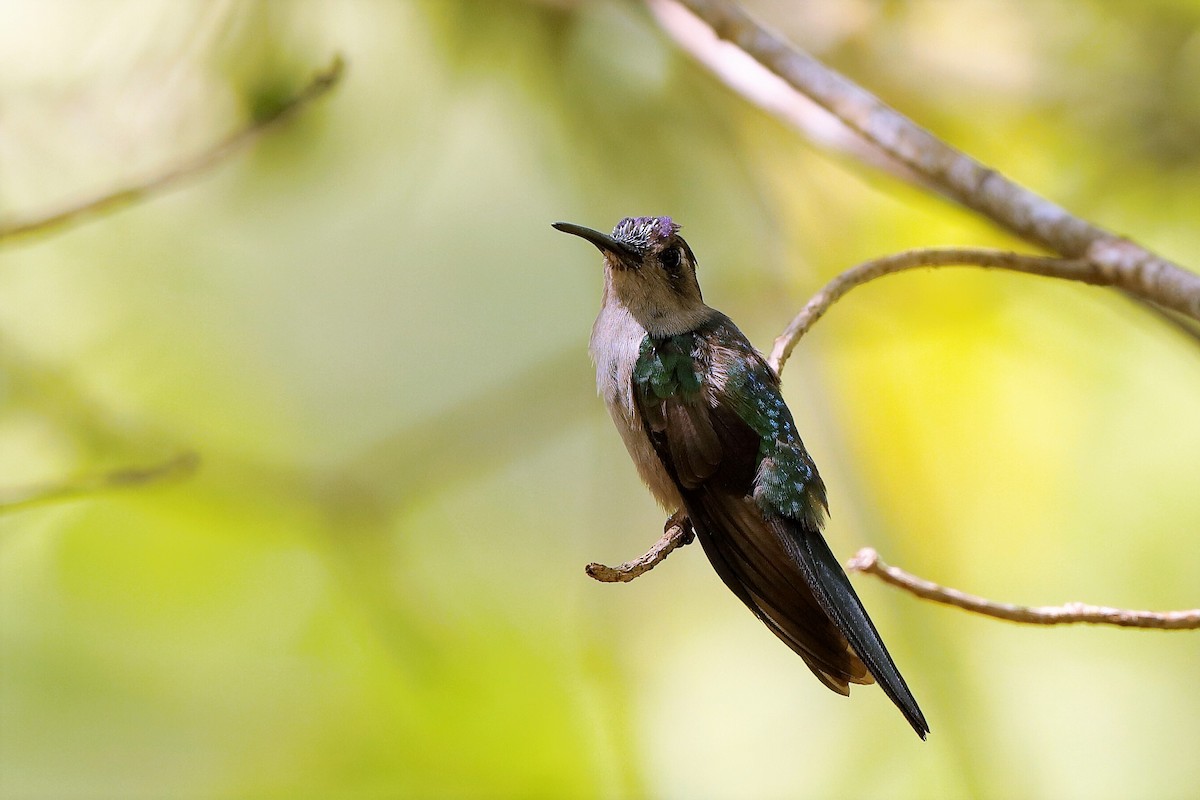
[660,246,682,275]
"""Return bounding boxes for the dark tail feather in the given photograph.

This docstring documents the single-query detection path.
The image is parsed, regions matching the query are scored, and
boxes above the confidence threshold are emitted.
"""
[782,524,930,739]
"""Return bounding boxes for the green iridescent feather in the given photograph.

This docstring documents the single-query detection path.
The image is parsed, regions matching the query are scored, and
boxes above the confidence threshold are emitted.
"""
[633,334,703,400]
[632,324,826,527]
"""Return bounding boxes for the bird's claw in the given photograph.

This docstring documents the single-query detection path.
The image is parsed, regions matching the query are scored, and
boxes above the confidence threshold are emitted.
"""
[666,511,695,546]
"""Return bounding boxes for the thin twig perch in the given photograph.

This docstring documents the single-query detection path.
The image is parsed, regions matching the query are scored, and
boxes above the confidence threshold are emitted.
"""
[767,248,1100,372]
[0,55,345,245]
[846,549,1200,630]
[764,247,1200,365]
[586,520,694,583]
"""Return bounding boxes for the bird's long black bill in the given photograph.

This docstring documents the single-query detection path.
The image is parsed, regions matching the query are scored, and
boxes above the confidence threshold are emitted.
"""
[552,221,639,261]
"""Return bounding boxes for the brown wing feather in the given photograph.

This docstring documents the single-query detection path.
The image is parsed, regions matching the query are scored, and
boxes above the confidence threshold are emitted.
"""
[665,400,723,488]
[691,480,871,689]
[640,387,870,690]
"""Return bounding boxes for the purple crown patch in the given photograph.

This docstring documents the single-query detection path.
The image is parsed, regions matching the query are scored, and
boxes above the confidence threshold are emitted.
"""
[611,216,679,252]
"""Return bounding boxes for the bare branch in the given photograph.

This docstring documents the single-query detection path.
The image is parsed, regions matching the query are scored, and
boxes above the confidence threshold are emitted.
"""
[0,55,345,246]
[767,248,1103,373]
[0,452,199,513]
[586,519,694,583]
[660,0,1200,322]
[847,548,1200,630]
[647,0,926,186]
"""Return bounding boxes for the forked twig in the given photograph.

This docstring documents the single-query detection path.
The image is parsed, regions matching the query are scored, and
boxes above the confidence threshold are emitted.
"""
[662,0,1200,322]
[0,55,344,245]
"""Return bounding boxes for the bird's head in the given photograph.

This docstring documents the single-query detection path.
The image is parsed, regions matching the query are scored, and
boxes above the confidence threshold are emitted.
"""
[553,216,712,336]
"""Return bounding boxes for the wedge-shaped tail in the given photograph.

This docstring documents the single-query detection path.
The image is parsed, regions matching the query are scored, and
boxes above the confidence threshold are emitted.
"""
[779,519,929,738]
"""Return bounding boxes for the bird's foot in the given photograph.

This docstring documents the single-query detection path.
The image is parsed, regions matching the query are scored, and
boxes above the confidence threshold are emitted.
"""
[665,510,695,546]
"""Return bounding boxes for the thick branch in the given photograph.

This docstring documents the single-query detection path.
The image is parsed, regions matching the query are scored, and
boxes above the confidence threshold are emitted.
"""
[647,0,925,186]
[661,0,1200,322]
[847,548,1200,630]
[0,55,345,245]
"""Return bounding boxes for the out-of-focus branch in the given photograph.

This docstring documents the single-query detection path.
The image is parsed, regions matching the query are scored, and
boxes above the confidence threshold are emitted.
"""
[656,0,1200,323]
[0,54,344,246]
[0,452,199,513]
[847,548,1200,630]
[646,0,926,187]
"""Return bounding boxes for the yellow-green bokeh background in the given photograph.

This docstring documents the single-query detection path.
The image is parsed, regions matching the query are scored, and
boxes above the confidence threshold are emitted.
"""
[3,2,1200,798]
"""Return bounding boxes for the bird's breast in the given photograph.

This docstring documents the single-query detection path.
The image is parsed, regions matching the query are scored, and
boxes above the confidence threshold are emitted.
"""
[590,302,684,511]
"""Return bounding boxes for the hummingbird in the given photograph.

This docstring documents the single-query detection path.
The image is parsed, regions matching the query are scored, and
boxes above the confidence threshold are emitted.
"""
[554,216,928,738]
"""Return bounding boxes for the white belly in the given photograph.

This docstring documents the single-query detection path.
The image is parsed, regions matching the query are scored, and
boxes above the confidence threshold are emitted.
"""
[589,303,683,511]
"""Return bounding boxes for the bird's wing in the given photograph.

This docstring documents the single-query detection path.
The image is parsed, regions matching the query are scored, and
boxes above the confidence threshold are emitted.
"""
[632,321,860,683]
[633,316,928,737]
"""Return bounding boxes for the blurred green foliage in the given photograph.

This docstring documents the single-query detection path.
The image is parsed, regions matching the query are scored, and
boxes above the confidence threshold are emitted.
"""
[2,1,1199,798]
